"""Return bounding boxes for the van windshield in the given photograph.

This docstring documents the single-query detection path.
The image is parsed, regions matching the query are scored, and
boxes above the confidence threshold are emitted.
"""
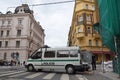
[30,48,39,58]
[31,51,42,59]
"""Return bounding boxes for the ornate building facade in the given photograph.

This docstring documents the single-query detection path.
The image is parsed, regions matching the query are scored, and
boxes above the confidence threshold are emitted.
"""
[0,4,45,64]
[68,0,112,63]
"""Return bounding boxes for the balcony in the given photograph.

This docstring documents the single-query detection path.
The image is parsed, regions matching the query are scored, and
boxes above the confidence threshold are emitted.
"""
[93,33,100,39]
[76,32,85,39]
[7,24,11,27]
[0,25,11,29]
[16,24,23,29]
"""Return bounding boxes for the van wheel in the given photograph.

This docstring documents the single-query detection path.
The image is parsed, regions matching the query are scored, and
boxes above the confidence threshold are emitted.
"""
[66,66,75,74]
[27,65,35,72]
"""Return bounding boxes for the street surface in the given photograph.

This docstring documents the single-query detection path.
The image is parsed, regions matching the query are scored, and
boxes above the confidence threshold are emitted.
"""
[0,66,113,80]
[0,68,88,80]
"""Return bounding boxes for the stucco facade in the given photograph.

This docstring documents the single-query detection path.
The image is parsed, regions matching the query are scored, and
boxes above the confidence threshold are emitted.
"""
[0,4,45,64]
[68,0,112,63]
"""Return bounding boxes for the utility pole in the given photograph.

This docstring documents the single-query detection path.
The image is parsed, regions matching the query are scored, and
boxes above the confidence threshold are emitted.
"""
[102,44,105,73]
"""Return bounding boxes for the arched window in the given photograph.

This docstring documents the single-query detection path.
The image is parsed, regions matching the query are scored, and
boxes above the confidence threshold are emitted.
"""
[87,27,91,34]
[89,40,92,46]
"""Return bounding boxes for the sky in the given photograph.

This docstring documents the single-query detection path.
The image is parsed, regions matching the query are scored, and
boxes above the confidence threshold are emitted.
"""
[0,0,75,47]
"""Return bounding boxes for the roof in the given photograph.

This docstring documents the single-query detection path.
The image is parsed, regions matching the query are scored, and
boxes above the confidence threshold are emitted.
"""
[14,4,32,14]
[38,46,80,51]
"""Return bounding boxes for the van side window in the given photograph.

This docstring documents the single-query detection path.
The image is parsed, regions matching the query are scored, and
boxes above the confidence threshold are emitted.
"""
[44,51,55,58]
[70,50,78,57]
[57,50,69,57]
[31,51,42,59]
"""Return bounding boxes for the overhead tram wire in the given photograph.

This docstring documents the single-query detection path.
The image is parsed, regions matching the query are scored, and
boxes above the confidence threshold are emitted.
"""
[7,0,75,11]
[29,0,75,6]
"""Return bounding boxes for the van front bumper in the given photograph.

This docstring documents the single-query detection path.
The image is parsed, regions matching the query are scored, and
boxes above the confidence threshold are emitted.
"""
[74,64,90,72]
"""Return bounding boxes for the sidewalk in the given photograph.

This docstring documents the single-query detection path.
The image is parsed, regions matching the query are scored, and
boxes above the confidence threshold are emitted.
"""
[0,66,11,70]
[0,65,25,70]
[98,71,119,80]
[96,64,120,80]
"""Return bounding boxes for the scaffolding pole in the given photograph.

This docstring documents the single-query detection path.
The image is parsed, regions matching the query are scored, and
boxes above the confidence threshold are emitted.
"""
[114,36,120,78]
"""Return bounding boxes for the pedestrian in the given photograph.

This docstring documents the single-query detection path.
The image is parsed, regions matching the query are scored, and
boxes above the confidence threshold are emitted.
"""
[10,60,13,66]
[14,61,16,66]
[18,61,20,66]
[23,61,25,66]
[91,55,96,70]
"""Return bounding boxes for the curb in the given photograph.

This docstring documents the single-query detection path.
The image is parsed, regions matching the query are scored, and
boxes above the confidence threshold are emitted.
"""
[0,66,25,70]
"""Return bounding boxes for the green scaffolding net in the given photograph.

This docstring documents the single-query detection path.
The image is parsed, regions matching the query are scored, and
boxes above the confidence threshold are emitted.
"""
[94,0,120,74]
[94,0,120,52]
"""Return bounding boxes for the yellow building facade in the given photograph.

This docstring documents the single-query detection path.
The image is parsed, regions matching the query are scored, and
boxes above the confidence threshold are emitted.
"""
[68,0,113,63]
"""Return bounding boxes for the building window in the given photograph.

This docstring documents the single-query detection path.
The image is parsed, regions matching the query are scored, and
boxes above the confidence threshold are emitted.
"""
[78,16,83,22]
[87,27,91,34]
[2,20,5,26]
[6,30,10,36]
[1,31,3,37]
[16,41,20,48]
[18,19,22,25]
[8,20,11,25]
[96,40,99,46]
[89,40,92,46]
[0,41,2,47]
[17,30,21,36]
[85,4,89,9]
[4,53,7,60]
[5,41,8,48]
[92,5,95,10]
[87,15,91,21]
[78,27,81,33]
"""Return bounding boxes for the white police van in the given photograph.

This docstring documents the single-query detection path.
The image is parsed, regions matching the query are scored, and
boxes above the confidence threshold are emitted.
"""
[25,47,90,74]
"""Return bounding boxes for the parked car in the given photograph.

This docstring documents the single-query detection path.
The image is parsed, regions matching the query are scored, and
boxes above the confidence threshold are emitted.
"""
[0,60,9,66]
